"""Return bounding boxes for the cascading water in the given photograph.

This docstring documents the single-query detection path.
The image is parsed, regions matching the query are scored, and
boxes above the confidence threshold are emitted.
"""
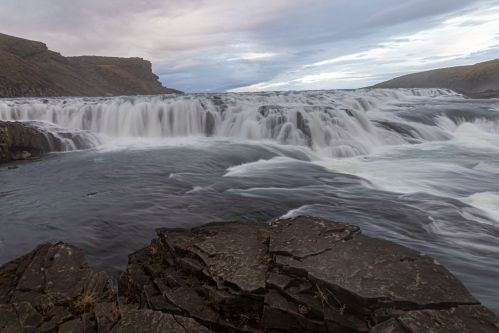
[1,88,499,314]
[0,88,461,157]
[23,121,101,151]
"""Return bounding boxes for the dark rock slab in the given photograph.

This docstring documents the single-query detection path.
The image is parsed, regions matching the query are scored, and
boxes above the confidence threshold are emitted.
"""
[110,309,213,333]
[119,216,499,332]
[2,216,498,332]
[0,242,120,332]
[271,218,477,310]
[369,305,499,333]
[159,221,269,294]
[119,222,268,332]
[0,243,215,332]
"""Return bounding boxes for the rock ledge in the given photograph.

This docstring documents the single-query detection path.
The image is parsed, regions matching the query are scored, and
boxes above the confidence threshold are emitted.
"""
[1,216,498,332]
[0,120,98,164]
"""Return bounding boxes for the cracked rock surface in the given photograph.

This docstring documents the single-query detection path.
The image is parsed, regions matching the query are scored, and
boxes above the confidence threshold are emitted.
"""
[1,216,498,332]
[0,243,210,332]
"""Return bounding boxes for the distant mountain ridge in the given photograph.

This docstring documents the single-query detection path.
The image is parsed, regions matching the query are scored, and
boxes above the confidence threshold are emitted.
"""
[373,59,499,98]
[0,33,180,97]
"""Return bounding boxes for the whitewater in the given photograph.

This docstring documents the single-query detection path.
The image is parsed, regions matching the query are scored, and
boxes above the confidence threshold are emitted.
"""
[0,88,498,313]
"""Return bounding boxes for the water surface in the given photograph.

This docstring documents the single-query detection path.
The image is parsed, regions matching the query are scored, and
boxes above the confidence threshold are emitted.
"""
[1,89,498,313]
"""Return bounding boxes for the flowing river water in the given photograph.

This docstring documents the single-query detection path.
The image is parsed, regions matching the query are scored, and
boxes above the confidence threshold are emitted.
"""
[1,89,498,313]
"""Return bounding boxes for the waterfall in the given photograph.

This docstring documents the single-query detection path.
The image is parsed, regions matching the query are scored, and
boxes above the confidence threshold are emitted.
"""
[0,88,462,157]
[25,121,101,151]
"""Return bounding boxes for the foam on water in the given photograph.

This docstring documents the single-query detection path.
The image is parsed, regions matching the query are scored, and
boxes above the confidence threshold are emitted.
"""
[452,121,499,151]
[224,156,308,177]
[474,162,499,174]
[464,192,499,222]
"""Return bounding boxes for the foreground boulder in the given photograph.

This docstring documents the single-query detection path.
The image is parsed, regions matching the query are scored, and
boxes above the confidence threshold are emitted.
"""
[1,216,498,332]
[0,243,119,332]
[120,217,499,332]
[0,243,211,333]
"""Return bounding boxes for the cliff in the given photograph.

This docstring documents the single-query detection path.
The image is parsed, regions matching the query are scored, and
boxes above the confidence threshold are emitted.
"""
[0,33,180,97]
[373,59,499,98]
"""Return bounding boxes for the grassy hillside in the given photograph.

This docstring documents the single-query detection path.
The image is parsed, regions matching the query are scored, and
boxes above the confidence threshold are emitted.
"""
[0,33,180,97]
[373,59,499,98]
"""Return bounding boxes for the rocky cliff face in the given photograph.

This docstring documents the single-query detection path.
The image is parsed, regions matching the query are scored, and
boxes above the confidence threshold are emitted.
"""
[1,216,498,332]
[373,59,499,98]
[0,33,180,97]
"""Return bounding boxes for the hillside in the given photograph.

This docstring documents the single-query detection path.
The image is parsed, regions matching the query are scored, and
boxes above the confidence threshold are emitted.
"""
[0,33,180,97]
[373,59,499,98]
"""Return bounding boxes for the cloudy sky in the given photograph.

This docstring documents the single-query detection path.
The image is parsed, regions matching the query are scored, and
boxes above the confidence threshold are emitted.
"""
[1,0,498,92]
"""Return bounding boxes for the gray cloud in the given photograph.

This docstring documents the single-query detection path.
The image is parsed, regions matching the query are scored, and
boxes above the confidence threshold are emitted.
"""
[0,0,494,91]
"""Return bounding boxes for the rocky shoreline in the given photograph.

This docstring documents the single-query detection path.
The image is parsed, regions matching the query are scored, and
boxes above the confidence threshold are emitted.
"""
[1,216,498,332]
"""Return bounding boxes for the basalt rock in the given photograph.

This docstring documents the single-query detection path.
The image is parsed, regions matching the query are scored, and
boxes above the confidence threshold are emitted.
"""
[1,216,498,332]
[0,120,100,164]
[0,121,51,163]
[119,216,499,332]
[0,242,120,332]
[0,243,212,333]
